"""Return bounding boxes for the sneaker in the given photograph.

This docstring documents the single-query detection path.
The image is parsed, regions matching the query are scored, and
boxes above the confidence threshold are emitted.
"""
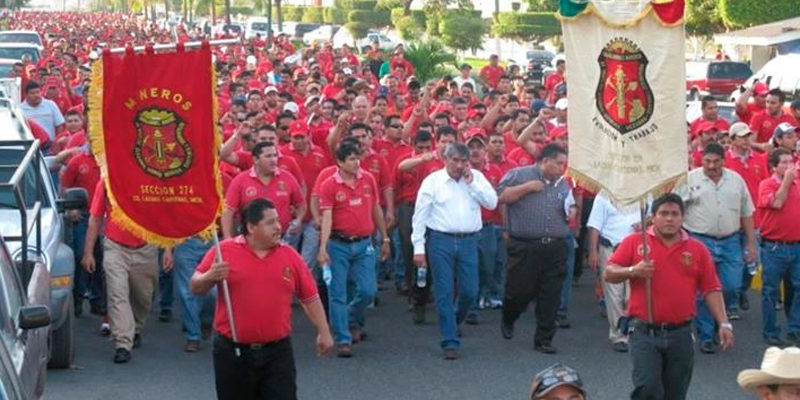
[728,311,740,321]
[556,316,571,329]
[100,316,111,336]
[478,297,487,310]
[184,340,201,353]
[777,301,784,311]
[765,337,786,347]
[739,293,750,311]
[465,313,479,325]
[612,342,629,353]
[699,340,718,354]
[336,345,353,358]
[488,299,503,309]
[133,333,142,349]
[534,341,557,354]
[443,348,461,360]
[113,348,131,364]
[158,309,173,322]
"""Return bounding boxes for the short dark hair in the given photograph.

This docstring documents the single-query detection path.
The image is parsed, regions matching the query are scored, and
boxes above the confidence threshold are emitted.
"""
[702,143,725,158]
[436,126,457,141]
[701,95,717,109]
[555,59,565,67]
[348,122,370,136]
[651,193,684,215]
[768,89,786,103]
[434,112,451,121]
[240,198,276,236]
[538,143,567,161]
[247,90,262,99]
[769,148,793,168]
[251,141,276,159]
[336,140,361,162]
[414,130,433,144]
[461,82,474,91]
[24,80,40,94]
[451,97,467,106]
[384,114,401,127]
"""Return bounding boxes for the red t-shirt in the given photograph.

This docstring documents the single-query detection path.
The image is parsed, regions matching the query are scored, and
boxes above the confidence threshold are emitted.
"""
[61,152,100,201]
[475,161,504,224]
[196,237,318,344]
[319,170,379,237]
[89,182,146,248]
[749,111,798,144]
[309,120,334,156]
[488,157,518,176]
[372,138,412,172]
[312,165,338,198]
[503,131,521,156]
[758,175,800,242]
[225,168,304,235]
[608,229,721,324]
[479,65,505,89]
[736,102,766,125]
[544,73,564,105]
[725,150,768,227]
[361,150,393,206]
[508,147,536,167]
[231,150,306,189]
[393,152,424,205]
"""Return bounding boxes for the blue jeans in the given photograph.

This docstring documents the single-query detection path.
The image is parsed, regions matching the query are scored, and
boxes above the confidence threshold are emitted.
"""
[740,230,761,296]
[158,248,174,310]
[327,238,377,345]
[284,221,320,269]
[558,232,576,318]
[71,214,105,306]
[173,238,216,341]
[692,233,743,343]
[760,241,800,339]
[391,227,405,287]
[427,231,479,350]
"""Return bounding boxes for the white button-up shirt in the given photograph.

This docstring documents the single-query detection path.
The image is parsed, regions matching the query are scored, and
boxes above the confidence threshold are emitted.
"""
[586,193,642,246]
[412,168,498,255]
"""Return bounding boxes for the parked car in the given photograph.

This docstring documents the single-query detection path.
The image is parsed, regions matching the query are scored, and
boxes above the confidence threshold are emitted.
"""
[686,100,737,125]
[0,59,18,78]
[245,17,270,39]
[293,23,321,41]
[730,54,800,103]
[303,25,340,45]
[0,43,41,64]
[686,60,752,101]
[333,29,400,53]
[0,30,44,49]
[0,81,82,369]
[525,49,555,84]
[0,334,26,400]
[213,22,244,37]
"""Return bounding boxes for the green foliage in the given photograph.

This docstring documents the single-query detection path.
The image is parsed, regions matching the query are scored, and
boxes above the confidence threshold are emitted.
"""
[719,0,800,29]
[685,0,724,36]
[352,0,378,10]
[402,40,457,83]
[324,7,346,24]
[439,12,485,51]
[526,0,558,12]
[282,5,305,21]
[228,5,253,15]
[390,7,404,25]
[493,12,560,42]
[302,6,325,23]
[376,0,403,11]
[394,15,423,40]
[345,21,372,40]
[348,10,392,27]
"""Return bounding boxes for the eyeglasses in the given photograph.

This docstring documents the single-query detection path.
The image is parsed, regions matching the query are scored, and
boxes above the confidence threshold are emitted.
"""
[390,124,403,129]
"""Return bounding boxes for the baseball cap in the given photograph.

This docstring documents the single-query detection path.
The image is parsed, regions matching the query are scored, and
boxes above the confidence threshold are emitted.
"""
[288,120,308,137]
[307,82,321,92]
[753,82,769,96]
[264,86,278,94]
[696,121,720,134]
[530,363,586,399]
[555,98,568,111]
[465,128,486,144]
[530,99,547,112]
[283,102,299,114]
[728,122,752,138]
[467,109,485,120]
[460,63,472,70]
[774,122,797,138]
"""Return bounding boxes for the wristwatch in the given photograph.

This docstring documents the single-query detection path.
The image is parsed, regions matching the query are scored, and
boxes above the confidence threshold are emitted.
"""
[720,322,733,332]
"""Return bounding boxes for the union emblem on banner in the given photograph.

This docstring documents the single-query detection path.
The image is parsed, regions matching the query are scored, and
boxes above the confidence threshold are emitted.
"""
[596,38,654,135]
[134,108,193,179]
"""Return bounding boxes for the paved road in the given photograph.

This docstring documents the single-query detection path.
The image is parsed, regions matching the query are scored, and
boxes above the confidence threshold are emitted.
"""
[47,280,773,400]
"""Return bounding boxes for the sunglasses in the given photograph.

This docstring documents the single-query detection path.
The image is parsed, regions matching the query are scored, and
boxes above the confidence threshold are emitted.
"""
[390,124,403,129]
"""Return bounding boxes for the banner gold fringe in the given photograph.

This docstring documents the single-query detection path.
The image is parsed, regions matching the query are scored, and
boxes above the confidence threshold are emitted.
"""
[567,167,687,207]
[557,2,684,29]
[88,51,224,248]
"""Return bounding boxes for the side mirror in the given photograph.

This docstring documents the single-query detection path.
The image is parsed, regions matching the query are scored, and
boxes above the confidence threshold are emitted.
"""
[57,187,89,213]
[18,305,50,330]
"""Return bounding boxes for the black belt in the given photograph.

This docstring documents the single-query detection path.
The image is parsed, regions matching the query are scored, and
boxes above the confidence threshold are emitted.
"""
[510,235,565,245]
[331,231,371,244]
[631,318,692,334]
[762,238,800,246]
[599,237,619,250]
[214,332,288,351]
[428,229,477,239]
[689,231,739,241]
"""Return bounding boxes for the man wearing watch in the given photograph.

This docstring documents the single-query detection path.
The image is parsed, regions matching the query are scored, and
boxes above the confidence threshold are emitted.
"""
[605,194,734,400]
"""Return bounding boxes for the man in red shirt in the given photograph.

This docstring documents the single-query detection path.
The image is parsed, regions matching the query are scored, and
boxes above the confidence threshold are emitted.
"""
[317,141,390,357]
[544,59,565,106]
[222,141,306,240]
[82,182,164,364]
[480,55,505,91]
[690,96,731,139]
[373,115,412,170]
[606,193,733,400]
[486,130,518,174]
[749,89,798,148]
[735,82,768,125]
[191,199,333,399]
[756,148,800,347]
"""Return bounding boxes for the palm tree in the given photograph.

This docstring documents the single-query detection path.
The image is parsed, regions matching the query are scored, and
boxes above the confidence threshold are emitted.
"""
[403,40,457,83]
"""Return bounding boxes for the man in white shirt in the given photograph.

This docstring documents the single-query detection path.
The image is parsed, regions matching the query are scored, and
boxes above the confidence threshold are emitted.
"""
[20,81,65,143]
[586,192,643,353]
[412,143,498,360]
[453,64,477,91]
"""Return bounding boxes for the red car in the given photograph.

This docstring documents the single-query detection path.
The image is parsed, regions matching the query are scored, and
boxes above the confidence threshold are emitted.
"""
[686,60,752,101]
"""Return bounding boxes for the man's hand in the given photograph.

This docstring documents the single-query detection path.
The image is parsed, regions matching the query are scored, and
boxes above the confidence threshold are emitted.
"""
[66,209,82,224]
[82,254,96,273]
[587,250,599,272]
[287,221,302,235]
[207,261,230,282]
[317,330,334,356]
[162,249,174,273]
[413,254,426,267]
[744,242,756,264]
[311,217,321,229]
[786,166,797,182]
[462,168,474,185]
[380,241,390,262]
[317,249,330,266]
[421,152,434,162]
[385,212,396,230]
[718,325,735,351]
[526,180,544,192]
[632,260,655,278]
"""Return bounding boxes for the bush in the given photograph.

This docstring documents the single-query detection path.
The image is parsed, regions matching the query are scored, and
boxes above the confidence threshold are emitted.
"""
[403,40,457,83]
[348,9,391,27]
[228,6,253,16]
[493,11,560,41]
[719,0,800,29]
[376,0,402,11]
[324,7,346,24]
[345,21,371,40]
[283,5,304,21]
[394,15,422,40]
[390,7,404,25]
[440,13,484,51]
[352,0,378,10]
[302,6,325,23]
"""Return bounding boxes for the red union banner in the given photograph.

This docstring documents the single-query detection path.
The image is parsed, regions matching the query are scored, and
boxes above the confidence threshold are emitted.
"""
[88,43,223,246]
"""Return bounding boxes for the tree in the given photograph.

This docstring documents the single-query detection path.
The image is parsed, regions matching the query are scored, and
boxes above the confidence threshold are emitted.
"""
[526,0,558,12]
[402,40,457,83]
[492,12,560,43]
[685,0,724,37]
[719,0,800,29]
[439,12,485,51]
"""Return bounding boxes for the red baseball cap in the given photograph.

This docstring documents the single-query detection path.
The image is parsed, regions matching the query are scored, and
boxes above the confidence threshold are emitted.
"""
[753,82,769,96]
[467,109,485,120]
[697,121,720,134]
[289,120,308,137]
[465,127,487,144]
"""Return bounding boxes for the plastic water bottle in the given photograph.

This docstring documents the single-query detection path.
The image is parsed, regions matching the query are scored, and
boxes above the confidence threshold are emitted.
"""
[322,263,332,286]
[416,267,427,288]
[745,251,757,275]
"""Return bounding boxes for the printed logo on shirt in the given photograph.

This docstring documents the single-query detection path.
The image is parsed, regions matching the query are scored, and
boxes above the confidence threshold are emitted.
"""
[636,244,649,256]
[245,186,257,197]
[363,184,372,196]
[680,251,693,267]
[282,265,293,282]
[380,149,389,158]
[349,197,362,206]
[335,191,346,202]
[79,164,89,175]
[370,160,380,173]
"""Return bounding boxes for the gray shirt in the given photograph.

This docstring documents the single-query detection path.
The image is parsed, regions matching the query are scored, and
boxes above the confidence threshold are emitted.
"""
[498,165,572,239]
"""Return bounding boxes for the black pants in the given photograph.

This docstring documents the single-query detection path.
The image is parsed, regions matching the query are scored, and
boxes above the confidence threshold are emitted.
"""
[398,201,431,305]
[574,197,595,279]
[502,237,567,345]
[213,334,297,400]
[629,326,694,400]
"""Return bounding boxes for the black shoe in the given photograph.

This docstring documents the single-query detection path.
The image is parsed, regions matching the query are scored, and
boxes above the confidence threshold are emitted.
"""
[412,305,425,325]
[113,348,131,364]
[465,313,479,326]
[201,323,213,341]
[158,309,173,322]
[765,337,786,347]
[739,293,750,311]
[501,320,514,340]
[699,340,717,354]
[443,348,461,360]
[612,341,629,353]
[556,316,571,329]
[787,333,800,346]
[534,342,557,354]
[133,334,142,349]
[74,297,83,317]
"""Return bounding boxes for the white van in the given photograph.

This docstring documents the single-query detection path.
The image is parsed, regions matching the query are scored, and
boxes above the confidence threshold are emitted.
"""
[730,54,800,102]
[245,17,271,39]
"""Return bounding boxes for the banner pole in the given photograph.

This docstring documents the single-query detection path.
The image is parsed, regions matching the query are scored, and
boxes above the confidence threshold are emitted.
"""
[106,38,240,54]
[640,198,653,324]
[212,231,240,355]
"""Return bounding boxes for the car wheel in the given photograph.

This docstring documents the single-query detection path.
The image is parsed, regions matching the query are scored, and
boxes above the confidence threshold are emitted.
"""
[48,297,74,369]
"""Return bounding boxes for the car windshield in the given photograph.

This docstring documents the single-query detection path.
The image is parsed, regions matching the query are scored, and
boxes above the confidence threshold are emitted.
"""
[0,148,49,210]
[708,62,752,80]
[0,33,40,46]
[0,65,13,78]
[250,22,269,31]
[527,51,553,61]
[0,48,39,63]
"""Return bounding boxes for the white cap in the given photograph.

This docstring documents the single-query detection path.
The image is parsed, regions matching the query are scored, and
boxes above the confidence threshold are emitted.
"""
[283,102,299,114]
[555,98,568,110]
[246,55,257,65]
